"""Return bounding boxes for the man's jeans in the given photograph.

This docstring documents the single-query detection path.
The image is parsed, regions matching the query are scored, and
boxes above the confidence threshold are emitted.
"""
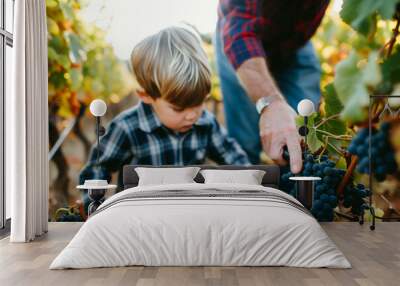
[214,32,321,164]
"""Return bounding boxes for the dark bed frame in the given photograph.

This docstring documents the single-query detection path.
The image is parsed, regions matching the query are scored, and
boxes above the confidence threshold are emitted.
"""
[122,165,280,189]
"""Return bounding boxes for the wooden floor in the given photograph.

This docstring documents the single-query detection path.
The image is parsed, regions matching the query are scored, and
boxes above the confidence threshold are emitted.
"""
[0,222,399,286]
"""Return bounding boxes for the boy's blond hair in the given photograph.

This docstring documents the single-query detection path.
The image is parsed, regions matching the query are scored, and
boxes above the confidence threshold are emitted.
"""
[131,27,211,109]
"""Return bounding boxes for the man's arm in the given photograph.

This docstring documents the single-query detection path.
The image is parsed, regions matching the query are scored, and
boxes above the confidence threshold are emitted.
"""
[221,0,302,173]
[79,121,133,184]
[236,58,302,173]
[236,57,282,102]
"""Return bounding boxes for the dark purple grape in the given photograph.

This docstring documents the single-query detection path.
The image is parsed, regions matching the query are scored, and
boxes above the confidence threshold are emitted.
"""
[329,195,337,207]
[280,152,344,221]
[306,154,314,162]
[343,196,352,208]
[313,200,323,211]
[348,142,358,154]
[323,167,333,176]
[356,145,366,156]
[350,124,398,181]
[321,155,328,161]
[326,189,336,196]
[320,194,329,203]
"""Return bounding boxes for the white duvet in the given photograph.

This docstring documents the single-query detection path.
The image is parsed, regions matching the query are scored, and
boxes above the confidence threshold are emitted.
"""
[50,183,351,269]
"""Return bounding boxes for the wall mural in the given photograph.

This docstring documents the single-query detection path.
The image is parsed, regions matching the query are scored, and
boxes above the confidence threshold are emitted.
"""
[47,0,400,225]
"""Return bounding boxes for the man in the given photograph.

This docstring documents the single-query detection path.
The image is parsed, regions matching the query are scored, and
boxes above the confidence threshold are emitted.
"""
[215,0,329,173]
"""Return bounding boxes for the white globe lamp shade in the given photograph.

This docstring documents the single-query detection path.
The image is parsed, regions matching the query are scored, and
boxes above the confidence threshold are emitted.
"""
[90,99,107,117]
[388,96,400,108]
[297,99,315,116]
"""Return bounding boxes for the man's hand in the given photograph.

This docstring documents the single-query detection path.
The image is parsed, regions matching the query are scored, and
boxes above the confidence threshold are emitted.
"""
[259,100,302,173]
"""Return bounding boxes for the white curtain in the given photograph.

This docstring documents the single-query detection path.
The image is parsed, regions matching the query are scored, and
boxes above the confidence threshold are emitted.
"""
[7,0,49,242]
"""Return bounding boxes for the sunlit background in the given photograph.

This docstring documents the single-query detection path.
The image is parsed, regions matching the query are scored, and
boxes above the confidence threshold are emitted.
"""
[81,0,219,60]
[80,0,343,60]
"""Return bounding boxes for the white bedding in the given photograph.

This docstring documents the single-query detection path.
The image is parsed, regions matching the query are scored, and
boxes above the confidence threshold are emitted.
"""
[50,183,351,269]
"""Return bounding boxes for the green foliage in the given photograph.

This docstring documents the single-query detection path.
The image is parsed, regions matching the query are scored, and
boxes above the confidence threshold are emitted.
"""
[307,0,400,161]
[296,113,322,153]
[321,84,347,136]
[340,0,398,36]
[324,84,344,116]
[332,0,400,124]
[47,0,132,118]
[334,51,381,121]
[380,47,400,93]
[308,1,400,206]
[307,128,324,154]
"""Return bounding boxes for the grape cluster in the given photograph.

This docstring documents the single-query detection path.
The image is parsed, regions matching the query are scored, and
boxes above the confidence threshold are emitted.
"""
[280,153,345,221]
[55,206,84,222]
[342,183,370,215]
[348,122,398,181]
[57,213,83,222]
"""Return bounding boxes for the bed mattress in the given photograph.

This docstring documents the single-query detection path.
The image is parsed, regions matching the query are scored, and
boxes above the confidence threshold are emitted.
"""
[50,183,351,269]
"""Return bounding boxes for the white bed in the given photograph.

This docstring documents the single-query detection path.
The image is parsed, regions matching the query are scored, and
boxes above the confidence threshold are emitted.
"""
[50,183,351,269]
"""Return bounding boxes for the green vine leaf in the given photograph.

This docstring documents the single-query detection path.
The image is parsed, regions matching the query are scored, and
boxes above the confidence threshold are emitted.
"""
[336,156,347,170]
[70,68,83,91]
[59,0,75,19]
[296,113,324,153]
[322,119,347,137]
[324,84,344,116]
[321,84,347,135]
[334,50,382,122]
[325,137,343,156]
[340,0,398,36]
[295,113,317,128]
[307,128,323,153]
[381,47,400,87]
[48,47,59,61]
[64,32,85,63]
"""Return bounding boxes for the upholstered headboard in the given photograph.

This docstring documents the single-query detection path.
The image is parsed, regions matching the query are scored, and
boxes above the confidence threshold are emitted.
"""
[123,165,280,189]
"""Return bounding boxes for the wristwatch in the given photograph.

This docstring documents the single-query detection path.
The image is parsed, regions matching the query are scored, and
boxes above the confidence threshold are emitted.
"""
[256,96,272,114]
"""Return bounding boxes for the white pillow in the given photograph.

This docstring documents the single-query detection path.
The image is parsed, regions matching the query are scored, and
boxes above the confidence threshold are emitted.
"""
[135,167,201,186]
[200,169,266,185]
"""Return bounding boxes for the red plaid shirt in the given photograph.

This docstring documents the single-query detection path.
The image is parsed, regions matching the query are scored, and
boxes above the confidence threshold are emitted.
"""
[218,0,329,70]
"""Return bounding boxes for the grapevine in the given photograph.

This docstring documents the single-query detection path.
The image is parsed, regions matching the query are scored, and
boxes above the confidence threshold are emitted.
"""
[298,0,400,220]
[342,183,370,216]
[55,206,83,222]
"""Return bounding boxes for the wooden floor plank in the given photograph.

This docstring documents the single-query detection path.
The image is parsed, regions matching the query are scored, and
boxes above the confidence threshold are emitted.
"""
[0,222,399,286]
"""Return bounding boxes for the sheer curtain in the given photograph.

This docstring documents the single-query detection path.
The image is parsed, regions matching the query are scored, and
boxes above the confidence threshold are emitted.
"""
[7,0,49,242]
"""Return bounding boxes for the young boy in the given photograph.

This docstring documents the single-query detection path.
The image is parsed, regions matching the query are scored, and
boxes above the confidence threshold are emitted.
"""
[79,27,250,192]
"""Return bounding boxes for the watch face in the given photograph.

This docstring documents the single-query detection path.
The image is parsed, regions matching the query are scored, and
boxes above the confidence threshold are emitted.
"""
[256,97,270,114]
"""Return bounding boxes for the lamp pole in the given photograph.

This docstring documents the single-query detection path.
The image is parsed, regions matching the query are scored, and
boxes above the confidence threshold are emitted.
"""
[90,99,107,166]
[86,99,108,215]
[288,99,319,210]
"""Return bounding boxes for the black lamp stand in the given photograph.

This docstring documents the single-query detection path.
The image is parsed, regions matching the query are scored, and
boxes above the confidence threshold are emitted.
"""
[359,94,400,230]
[87,117,107,216]
[289,115,321,210]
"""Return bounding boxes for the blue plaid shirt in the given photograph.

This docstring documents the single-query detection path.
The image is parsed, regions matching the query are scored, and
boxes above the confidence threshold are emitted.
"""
[79,101,250,189]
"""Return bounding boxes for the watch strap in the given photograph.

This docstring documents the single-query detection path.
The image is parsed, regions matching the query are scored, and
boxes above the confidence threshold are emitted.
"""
[256,97,271,114]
